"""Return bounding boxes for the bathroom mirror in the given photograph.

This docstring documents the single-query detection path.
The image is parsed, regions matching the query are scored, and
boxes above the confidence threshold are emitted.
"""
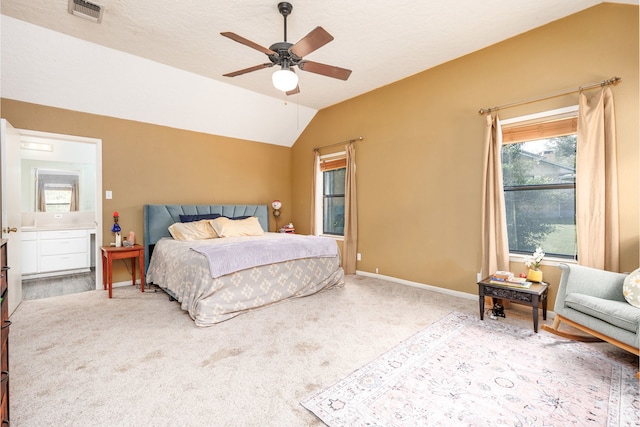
[21,160,96,212]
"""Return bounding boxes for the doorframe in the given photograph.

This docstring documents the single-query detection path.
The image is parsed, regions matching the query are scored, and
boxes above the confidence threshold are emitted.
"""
[17,129,103,289]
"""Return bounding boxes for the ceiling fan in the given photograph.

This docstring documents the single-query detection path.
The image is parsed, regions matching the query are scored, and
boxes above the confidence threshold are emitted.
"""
[221,2,352,95]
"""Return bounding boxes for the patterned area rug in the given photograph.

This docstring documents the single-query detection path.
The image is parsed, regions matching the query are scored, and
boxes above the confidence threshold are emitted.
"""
[301,312,639,426]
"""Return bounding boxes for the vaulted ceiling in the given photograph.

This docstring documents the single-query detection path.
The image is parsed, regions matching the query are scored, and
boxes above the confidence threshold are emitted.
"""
[2,1,636,146]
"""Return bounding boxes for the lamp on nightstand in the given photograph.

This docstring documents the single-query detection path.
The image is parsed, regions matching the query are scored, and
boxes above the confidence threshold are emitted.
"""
[272,200,282,231]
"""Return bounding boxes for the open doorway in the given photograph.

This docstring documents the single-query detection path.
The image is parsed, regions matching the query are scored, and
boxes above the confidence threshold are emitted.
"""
[17,129,102,299]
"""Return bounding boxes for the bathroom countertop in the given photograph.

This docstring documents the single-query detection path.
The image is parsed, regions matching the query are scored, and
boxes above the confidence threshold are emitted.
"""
[21,225,97,232]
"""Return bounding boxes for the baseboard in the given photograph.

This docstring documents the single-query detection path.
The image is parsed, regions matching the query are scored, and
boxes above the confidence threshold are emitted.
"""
[355,270,476,301]
[110,280,143,289]
[355,270,556,319]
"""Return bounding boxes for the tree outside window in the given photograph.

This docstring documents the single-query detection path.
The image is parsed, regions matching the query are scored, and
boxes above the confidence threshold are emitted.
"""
[502,131,577,258]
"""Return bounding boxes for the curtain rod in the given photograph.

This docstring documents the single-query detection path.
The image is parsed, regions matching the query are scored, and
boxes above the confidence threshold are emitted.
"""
[313,136,363,152]
[478,76,621,115]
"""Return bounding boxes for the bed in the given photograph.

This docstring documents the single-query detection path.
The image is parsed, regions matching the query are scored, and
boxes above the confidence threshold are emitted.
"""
[143,204,345,326]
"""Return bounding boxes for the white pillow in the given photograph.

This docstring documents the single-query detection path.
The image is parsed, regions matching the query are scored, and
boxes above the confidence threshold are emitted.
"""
[168,220,218,241]
[209,216,264,237]
[623,268,640,308]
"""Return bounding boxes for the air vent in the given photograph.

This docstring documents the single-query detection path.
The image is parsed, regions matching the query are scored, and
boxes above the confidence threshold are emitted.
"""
[68,0,104,23]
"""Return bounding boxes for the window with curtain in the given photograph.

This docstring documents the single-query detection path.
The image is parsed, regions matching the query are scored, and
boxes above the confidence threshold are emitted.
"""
[501,110,577,259]
[316,154,346,236]
[36,169,80,212]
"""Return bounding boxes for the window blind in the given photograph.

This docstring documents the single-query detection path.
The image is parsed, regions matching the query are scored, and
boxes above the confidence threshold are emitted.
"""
[320,158,346,172]
[502,117,577,144]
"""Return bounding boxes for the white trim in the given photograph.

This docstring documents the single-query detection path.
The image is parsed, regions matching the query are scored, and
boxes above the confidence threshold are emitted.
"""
[500,105,578,126]
[314,151,347,237]
[355,270,477,301]
[355,270,557,319]
[509,253,577,266]
[18,128,103,290]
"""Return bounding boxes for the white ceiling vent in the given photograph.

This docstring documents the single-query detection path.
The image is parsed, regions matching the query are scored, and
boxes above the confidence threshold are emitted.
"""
[68,0,104,23]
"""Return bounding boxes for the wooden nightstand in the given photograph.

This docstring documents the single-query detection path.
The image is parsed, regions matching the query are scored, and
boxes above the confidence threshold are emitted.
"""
[100,244,145,298]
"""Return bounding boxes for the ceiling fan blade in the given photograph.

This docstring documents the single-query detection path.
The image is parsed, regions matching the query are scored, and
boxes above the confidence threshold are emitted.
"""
[290,26,334,58]
[220,32,276,55]
[299,61,352,81]
[286,86,300,96]
[223,63,273,77]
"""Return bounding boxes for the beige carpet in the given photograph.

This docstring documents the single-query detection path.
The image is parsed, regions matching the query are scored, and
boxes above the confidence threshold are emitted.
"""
[7,274,621,426]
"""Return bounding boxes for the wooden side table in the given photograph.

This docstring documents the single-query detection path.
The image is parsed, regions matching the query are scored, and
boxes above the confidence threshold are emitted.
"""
[100,244,145,298]
[477,277,548,332]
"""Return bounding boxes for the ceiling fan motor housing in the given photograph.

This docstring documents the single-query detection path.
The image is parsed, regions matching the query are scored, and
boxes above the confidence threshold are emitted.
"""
[277,2,293,17]
[268,42,301,66]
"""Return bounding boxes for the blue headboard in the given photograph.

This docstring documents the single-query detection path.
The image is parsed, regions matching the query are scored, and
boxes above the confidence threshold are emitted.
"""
[143,204,269,274]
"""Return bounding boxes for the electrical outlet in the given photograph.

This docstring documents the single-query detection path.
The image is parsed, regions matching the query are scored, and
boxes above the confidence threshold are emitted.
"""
[356,253,361,261]
[106,190,112,199]
[375,267,379,274]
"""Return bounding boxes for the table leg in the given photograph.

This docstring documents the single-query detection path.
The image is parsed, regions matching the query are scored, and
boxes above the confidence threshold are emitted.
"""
[107,254,113,299]
[532,295,539,333]
[139,250,145,293]
[542,292,548,320]
[131,257,136,286]
[479,294,485,320]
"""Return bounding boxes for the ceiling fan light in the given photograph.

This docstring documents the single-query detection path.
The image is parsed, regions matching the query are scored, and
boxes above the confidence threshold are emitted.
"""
[272,68,299,92]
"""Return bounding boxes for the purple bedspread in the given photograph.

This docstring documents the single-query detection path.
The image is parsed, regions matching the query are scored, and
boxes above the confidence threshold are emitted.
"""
[190,234,339,278]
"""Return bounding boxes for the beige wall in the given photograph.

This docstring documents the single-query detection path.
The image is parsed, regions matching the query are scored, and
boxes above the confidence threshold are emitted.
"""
[1,4,638,304]
[0,100,292,282]
[290,3,639,307]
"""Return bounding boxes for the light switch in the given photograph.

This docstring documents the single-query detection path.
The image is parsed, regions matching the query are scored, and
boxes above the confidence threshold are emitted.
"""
[106,190,112,199]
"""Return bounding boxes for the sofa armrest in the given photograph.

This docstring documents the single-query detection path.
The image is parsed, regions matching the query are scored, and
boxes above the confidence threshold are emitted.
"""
[555,263,628,313]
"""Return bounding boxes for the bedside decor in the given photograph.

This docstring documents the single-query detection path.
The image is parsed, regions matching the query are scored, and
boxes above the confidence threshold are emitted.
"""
[111,211,122,247]
[272,199,282,230]
[524,246,545,282]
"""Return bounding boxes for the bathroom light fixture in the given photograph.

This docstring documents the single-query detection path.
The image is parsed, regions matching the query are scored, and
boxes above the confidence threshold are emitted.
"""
[21,142,52,152]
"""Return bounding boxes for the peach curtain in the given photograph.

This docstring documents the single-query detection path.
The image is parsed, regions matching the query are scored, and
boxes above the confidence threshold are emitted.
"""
[70,180,79,211]
[310,150,320,235]
[481,114,510,278]
[343,143,358,274]
[576,87,619,271]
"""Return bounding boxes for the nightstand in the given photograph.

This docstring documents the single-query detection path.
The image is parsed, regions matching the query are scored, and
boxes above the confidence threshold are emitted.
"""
[100,244,145,298]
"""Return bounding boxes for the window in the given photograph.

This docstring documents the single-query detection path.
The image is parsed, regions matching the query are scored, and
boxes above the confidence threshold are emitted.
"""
[501,109,577,258]
[316,153,346,236]
[36,169,80,212]
[42,183,74,212]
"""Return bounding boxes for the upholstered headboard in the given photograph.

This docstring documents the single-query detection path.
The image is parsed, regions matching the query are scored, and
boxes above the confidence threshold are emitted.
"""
[143,204,269,273]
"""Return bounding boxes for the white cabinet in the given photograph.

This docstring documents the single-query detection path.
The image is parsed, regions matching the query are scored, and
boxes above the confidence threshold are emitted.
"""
[21,228,93,278]
[21,231,38,275]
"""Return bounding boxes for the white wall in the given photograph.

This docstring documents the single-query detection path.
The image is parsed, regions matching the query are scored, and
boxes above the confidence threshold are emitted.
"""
[1,15,317,147]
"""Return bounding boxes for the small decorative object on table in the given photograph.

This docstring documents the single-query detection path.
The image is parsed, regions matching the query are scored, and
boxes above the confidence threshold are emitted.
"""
[524,246,545,282]
[279,222,295,233]
[123,231,135,247]
[111,211,122,248]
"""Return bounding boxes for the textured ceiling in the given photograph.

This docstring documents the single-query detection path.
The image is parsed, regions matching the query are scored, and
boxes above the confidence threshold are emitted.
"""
[3,0,636,111]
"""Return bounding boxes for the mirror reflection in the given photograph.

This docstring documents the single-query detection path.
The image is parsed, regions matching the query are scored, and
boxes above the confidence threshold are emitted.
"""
[21,160,96,213]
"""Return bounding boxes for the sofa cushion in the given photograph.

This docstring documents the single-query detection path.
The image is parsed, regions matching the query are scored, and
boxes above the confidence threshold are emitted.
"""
[565,293,640,333]
[623,268,640,308]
